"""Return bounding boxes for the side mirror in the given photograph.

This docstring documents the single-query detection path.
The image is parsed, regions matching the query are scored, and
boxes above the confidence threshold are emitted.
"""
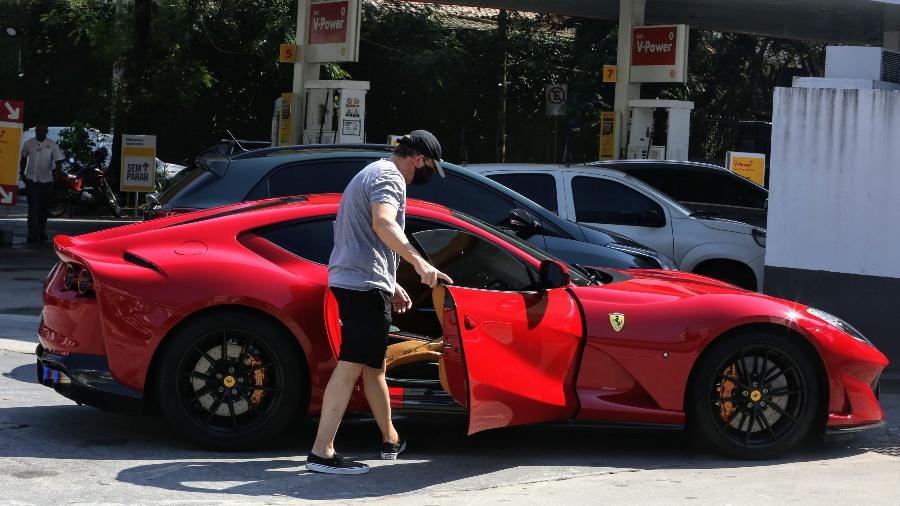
[508,208,540,230]
[539,260,570,290]
[145,192,159,206]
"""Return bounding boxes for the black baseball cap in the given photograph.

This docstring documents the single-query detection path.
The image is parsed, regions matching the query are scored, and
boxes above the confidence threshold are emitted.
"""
[399,129,444,178]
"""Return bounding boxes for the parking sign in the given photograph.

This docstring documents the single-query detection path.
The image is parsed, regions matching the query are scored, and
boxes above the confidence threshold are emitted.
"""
[545,84,567,117]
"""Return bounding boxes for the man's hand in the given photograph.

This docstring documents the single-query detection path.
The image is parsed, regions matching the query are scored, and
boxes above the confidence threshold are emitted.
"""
[414,260,453,288]
[391,284,412,313]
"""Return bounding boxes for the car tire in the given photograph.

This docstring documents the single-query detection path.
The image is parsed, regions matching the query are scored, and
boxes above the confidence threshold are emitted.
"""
[687,330,822,459]
[155,310,307,450]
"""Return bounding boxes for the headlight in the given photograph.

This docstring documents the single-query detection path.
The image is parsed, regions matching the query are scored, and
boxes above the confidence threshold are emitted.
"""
[806,307,874,347]
[605,243,678,270]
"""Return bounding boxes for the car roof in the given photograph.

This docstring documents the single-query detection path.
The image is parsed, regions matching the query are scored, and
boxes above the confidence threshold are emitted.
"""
[587,159,729,172]
[231,143,394,160]
[466,163,568,170]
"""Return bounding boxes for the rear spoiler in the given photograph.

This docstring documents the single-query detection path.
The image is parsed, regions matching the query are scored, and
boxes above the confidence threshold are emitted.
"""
[197,156,230,178]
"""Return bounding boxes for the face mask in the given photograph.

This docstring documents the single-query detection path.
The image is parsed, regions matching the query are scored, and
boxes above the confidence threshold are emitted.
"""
[411,164,434,185]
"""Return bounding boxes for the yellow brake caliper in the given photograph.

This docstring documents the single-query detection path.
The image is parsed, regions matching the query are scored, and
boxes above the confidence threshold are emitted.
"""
[718,363,737,422]
[246,355,267,406]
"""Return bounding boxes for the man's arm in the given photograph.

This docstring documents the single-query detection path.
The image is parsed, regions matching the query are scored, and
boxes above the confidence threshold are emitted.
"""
[19,155,26,178]
[371,202,452,288]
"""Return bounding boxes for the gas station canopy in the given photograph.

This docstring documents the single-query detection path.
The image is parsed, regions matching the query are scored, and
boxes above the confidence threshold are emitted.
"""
[431,0,900,45]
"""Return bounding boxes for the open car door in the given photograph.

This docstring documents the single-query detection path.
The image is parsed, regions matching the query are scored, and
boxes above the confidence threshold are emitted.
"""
[413,229,585,435]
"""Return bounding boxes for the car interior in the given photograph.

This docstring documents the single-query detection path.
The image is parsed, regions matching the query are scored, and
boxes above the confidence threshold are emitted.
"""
[367,226,541,398]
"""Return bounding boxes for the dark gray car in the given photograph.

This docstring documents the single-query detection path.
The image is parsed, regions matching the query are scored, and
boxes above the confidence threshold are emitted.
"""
[145,144,675,270]
[588,160,768,228]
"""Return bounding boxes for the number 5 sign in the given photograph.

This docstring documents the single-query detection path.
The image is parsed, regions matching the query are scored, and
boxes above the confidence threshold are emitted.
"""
[279,44,299,63]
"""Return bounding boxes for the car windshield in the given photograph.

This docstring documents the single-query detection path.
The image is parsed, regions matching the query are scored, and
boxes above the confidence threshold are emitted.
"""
[448,210,594,286]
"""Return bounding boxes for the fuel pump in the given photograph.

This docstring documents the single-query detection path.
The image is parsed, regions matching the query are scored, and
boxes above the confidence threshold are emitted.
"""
[626,99,693,160]
[272,80,369,146]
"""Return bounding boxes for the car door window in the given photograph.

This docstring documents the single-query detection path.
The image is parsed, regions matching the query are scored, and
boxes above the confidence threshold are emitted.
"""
[486,173,559,215]
[407,172,517,228]
[639,167,767,209]
[256,218,335,265]
[246,158,374,200]
[572,176,665,227]
[412,229,536,292]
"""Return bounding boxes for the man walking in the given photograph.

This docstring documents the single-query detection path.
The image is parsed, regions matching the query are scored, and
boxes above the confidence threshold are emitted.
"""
[19,124,64,242]
[306,130,453,475]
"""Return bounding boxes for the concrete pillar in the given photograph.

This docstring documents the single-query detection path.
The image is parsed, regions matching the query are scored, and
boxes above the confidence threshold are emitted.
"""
[292,0,319,145]
[613,0,645,159]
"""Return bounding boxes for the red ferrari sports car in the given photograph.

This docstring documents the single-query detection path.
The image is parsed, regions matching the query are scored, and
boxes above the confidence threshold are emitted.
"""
[37,194,888,459]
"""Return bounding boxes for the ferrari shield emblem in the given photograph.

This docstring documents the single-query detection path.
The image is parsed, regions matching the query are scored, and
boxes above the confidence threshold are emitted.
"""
[609,312,625,332]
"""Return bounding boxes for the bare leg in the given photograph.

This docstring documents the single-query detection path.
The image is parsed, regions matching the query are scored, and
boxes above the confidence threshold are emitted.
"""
[362,360,399,443]
[311,360,364,457]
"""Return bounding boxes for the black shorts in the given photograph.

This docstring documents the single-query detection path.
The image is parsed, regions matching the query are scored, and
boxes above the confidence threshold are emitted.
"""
[330,287,392,369]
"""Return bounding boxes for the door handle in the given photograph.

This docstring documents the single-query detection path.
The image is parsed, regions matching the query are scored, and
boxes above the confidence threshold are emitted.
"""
[464,315,476,331]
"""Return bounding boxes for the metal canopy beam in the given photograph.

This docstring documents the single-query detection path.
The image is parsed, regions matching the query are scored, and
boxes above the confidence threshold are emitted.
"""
[429,0,900,45]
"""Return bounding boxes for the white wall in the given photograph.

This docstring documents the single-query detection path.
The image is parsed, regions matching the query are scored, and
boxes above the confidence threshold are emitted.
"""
[768,87,900,278]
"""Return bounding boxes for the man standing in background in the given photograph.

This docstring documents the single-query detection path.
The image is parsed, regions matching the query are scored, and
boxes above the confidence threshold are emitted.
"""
[19,124,63,242]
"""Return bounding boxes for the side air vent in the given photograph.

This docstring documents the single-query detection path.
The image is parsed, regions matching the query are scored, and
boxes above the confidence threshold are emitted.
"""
[124,252,162,273]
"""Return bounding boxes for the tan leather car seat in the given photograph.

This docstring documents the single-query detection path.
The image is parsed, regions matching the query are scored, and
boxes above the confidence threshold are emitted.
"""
[385,285,451,395]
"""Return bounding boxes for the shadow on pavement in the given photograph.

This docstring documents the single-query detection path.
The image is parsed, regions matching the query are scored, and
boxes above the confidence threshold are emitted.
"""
[0,393,883,500]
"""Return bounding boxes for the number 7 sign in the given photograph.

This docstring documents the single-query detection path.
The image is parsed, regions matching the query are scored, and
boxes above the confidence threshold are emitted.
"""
[602,65,617,83]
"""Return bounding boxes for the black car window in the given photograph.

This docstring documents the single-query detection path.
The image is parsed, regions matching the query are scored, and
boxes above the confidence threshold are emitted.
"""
[157,168,218,206]
[487,173,559,215]
[633,166,767,209]
[407,171,517,227]
[412,229,536,292]
[687,171,767,208]
[572,176,665,227]
[256,217,335,265]
[246,158,375,200]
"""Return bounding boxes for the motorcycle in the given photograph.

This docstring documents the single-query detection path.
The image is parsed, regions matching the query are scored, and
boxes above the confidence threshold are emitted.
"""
[50,155,122,218]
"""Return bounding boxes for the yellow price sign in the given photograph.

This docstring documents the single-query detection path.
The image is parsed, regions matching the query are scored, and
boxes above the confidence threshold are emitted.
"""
[602,65,617,83]
[280,44,299,63]
[598,111,617,160]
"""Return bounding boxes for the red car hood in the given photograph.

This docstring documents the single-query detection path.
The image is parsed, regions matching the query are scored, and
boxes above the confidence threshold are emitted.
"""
[610,268,749,295]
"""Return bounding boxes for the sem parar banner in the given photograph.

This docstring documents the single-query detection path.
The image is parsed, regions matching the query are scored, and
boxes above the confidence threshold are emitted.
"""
[120,134,157,192]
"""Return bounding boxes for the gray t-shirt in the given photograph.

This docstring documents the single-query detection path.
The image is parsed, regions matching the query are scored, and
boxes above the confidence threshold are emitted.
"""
[328,159,406,293]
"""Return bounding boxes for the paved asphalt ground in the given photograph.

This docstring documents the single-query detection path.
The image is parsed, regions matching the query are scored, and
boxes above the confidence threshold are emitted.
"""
[1,202,899,504]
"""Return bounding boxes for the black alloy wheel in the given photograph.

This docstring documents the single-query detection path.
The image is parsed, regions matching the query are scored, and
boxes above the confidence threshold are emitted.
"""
[688,331,821,459]
[156,311,306,450]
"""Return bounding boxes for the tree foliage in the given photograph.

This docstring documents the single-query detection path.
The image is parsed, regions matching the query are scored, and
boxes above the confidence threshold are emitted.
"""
[0,0,823,166]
